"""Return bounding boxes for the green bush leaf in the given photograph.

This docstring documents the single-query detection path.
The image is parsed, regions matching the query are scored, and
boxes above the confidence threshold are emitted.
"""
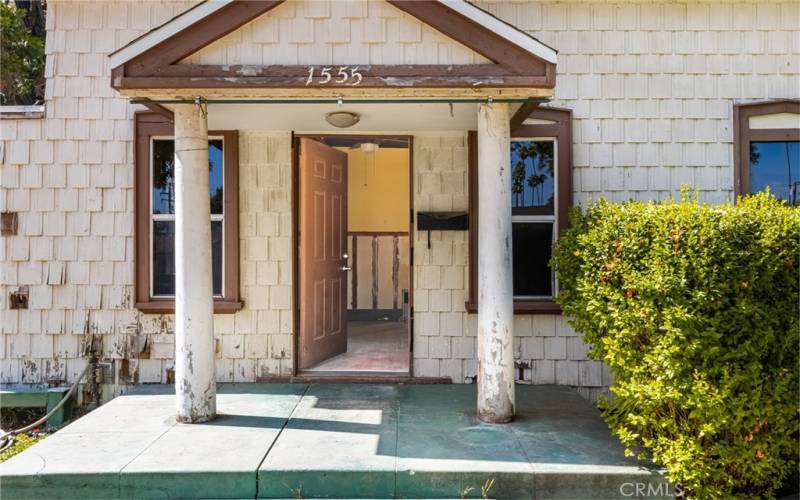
[551,191,800,499]
[0,2,45,105]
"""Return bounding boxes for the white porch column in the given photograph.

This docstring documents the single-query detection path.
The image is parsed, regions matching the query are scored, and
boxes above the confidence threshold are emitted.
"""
[173,102,216,423]
[476,102,515,423]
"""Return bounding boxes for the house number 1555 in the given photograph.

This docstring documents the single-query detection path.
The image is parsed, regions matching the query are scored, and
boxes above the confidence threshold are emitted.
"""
[305,66,363,86]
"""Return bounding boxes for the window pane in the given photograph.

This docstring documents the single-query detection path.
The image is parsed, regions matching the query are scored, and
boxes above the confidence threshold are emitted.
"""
[212,220,222,296]
[152,139,225,214]
[209,139,224,215]
[152,220,223,296]
[153,220,175,295]
[152,140,175,215]
[750,141,800,205]
[511,140,555,215]
[512,222,553,297]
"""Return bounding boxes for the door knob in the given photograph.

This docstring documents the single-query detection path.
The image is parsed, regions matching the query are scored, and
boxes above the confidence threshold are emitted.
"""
[342,253,349,259]
[340,266,352,271]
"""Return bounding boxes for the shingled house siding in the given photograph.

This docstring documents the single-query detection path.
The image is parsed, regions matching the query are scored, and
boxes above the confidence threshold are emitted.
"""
[0,1,299,394]
[478,1,799,205]
[181,0,493,66]
[1,1,798,400]
[410,134,609,400]
[411,134,471,382]
[411,1,799,398]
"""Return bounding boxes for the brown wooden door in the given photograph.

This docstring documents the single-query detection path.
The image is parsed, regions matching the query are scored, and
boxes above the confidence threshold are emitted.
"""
[298,138,349,369]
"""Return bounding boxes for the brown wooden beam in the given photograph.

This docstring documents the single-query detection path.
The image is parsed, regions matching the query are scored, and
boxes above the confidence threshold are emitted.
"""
[111,0,557,93]
[510,101,538,133]
[386,0,549,76]
[151,64,518,78]
[124,0,285,77]
[114,75,553,90]
[138,99,174,121]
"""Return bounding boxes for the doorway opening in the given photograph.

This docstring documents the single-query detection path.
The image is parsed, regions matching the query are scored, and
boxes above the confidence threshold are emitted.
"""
[296,135,412,376]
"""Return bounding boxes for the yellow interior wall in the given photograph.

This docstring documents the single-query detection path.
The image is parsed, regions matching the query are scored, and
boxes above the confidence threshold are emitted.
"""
[344,147,409,232]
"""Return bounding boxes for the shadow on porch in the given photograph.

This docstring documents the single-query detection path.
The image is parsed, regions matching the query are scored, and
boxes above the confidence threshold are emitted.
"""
[0,383,668,499]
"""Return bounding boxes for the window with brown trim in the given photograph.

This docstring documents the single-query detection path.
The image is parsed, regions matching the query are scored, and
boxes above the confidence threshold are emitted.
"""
[134,112,242,314]
[733,100,800,204]
[466,105,572,314]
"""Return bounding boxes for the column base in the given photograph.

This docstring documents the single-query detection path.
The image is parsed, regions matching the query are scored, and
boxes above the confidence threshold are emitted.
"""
[176,413,217,424]
[477,409,514,424]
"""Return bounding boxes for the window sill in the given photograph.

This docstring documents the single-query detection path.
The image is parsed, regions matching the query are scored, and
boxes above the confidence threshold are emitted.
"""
[135,300,244,315]
[465,300,561,315]
[0,105,45,120]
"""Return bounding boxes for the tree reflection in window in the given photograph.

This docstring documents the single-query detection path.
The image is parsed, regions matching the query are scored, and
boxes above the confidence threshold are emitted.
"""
[749,141,800,206]
[509,139,557,298]
[152,139,223,214]
[151,138,225,296]
[511,140,554,214]
[152,140,175,215]
[209,140,223,214]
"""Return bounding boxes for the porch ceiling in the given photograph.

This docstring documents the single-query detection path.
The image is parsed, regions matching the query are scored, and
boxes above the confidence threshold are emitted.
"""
[177,101,487,132]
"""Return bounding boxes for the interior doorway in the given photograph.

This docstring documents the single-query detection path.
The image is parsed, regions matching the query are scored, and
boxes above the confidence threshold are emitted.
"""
[296,135,412,375]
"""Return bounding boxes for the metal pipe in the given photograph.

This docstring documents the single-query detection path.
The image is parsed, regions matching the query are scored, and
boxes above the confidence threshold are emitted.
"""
[88,350,101,407]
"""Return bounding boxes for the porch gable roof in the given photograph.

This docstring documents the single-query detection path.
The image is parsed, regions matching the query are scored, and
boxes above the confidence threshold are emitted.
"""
[108,0,558,94]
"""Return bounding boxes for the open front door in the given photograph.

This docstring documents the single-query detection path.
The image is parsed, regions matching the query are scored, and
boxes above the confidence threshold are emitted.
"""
[298,138,349,369]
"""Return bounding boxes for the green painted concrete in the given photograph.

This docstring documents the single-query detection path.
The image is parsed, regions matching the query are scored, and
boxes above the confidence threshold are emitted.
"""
[259,384,400,498]
[0,384,669,499]
[0,387,72,429]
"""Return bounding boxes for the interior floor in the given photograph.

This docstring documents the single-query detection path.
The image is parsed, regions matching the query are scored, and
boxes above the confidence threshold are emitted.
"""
[306,320,409,373]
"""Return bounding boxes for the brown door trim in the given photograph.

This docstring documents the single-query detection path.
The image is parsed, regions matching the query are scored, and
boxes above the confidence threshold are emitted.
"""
[291,134,414,377]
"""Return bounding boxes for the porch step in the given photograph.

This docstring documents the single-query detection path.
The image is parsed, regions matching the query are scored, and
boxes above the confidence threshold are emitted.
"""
[0,384,668,499]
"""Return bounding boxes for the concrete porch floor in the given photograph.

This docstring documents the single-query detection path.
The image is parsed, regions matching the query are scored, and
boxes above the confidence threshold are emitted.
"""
[0,384,668,499]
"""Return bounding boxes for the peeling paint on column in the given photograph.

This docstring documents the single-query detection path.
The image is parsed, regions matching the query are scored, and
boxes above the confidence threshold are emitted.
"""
[173,103,217,424]
[476,103,515,423]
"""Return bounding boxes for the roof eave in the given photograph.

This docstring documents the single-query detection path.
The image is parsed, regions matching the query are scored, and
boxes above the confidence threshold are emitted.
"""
[109,0,557,69]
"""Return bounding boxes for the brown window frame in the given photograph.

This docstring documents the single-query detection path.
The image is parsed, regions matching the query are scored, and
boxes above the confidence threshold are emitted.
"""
[466,105,573,315]
[134,111,242,314]
[733,99,800,198]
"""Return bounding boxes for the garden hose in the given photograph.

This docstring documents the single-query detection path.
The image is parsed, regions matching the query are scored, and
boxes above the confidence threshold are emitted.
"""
[0,363,92,453]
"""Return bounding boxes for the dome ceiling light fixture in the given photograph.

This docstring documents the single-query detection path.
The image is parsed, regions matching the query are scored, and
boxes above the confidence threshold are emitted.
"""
[325,111,360,128]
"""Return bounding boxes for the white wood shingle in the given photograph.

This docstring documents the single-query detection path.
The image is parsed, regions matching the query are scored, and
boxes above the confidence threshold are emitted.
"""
[1,0,797,394]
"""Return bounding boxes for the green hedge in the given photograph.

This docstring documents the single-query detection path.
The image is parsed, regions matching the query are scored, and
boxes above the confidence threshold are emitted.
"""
[0,2,45,105]
[551,192,799,499]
